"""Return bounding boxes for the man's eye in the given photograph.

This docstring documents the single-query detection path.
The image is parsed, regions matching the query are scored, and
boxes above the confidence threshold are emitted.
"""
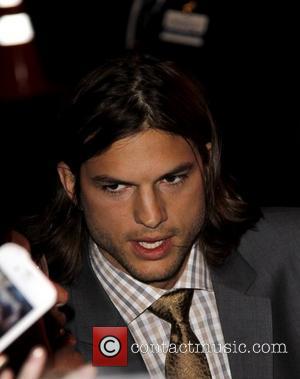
[102,184,127,193]
[163,175,187,185]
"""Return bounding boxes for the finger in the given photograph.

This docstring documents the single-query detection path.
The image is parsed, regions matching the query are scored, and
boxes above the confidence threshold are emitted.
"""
[0,368,14,379]
[17,347,47,379]
[52,283,68,307]
[0,355,9,371]
[61,365,97,379]
[53,346,85,371]
[60,332,76,347]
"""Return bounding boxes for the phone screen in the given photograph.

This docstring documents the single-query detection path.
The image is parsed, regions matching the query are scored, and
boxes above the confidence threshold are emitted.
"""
[0,268,33,338]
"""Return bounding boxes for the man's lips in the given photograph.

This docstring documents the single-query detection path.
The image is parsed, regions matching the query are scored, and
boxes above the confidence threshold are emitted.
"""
[130,237,173,260]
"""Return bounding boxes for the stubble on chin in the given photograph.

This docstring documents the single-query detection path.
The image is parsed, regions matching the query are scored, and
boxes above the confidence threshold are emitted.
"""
[89,217,203,286]
[98,239,192,287]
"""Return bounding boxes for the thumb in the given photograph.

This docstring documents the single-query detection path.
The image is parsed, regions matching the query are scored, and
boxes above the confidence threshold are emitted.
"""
[17,347,47,379]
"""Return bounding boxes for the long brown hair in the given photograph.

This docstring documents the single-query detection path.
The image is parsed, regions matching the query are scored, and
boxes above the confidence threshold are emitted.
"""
[25,53,261,283]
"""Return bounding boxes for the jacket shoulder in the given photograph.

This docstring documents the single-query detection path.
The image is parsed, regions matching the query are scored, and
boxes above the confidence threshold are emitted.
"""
[238,207,300,270]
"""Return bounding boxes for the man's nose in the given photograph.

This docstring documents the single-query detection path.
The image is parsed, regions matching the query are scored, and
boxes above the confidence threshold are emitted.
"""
[134,188,167,229]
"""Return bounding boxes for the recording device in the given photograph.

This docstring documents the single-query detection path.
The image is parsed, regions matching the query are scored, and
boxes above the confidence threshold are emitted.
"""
[0,243,57,352]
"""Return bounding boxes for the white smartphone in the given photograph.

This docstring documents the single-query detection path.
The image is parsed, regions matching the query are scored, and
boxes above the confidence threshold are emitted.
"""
[0,243,57,353]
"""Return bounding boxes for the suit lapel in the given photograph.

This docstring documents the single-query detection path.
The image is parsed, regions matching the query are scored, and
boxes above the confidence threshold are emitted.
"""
[210,252,273,379]
[67,251,148,376]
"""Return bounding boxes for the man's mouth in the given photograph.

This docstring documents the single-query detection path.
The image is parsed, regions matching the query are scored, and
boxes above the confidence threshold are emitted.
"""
[130,237,173,259]
[137,240,165,249]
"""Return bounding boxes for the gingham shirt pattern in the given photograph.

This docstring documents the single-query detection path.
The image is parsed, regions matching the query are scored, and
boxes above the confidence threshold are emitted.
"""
[90,243,232,379]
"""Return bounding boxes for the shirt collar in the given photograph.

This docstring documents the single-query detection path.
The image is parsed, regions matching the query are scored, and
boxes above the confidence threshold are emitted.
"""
[90,241,212,325]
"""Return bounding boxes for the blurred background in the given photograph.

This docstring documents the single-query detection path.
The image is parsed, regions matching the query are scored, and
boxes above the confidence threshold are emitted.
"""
[0,0,298,239]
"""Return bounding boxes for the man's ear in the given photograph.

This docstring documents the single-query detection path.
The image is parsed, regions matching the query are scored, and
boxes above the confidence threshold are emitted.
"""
[57,162,76,202]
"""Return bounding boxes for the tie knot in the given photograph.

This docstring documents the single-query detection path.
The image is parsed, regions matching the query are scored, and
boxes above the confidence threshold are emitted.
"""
[149,289,194,324]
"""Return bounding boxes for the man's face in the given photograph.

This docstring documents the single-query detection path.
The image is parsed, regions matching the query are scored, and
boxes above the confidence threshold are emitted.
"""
[78,129,207,289]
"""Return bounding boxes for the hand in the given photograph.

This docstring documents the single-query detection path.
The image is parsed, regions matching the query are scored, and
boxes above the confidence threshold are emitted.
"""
[2,253,83,373]
[0,347,96,379]
[35,281,85,372]
[0,347,46,379]
[4,232,85,372]
[35,256,78,356]
[41,281,70,352]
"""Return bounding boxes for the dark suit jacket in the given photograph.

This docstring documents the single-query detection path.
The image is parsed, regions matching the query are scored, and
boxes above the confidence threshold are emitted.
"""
[66,208,300,378]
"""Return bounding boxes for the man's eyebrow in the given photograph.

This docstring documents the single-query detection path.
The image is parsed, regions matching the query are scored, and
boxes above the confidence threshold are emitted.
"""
[91,162,195,185]
[157,162,195,181]
[91,175,133,186]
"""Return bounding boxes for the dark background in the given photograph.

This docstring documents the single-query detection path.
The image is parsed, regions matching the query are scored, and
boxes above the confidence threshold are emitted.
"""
[1,1,299,236]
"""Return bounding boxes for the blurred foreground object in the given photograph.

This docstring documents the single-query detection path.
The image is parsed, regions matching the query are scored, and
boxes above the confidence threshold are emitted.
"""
[0,0,62,235]
[126,0,210,50]
[0,0,50,99]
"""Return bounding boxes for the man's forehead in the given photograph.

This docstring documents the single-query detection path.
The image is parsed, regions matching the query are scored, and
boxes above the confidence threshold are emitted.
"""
[82,129,201,178]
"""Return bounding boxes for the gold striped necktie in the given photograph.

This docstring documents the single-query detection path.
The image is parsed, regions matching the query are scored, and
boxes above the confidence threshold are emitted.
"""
[149,289,212,379]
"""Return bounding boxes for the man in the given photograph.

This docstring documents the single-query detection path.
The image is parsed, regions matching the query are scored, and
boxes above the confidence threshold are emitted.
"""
[28,54,300,378]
